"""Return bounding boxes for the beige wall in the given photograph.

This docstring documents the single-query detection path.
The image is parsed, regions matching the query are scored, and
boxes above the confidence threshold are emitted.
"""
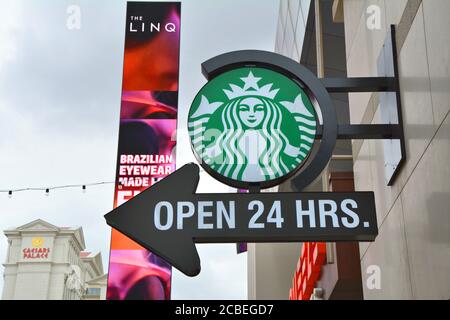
[343,0,450,299]
[247,242,301,300]
[275,0,311,59]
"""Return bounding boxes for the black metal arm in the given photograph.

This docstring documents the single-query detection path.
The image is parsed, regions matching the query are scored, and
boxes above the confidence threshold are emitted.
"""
[321,77,397,93]
[316,124,402,140]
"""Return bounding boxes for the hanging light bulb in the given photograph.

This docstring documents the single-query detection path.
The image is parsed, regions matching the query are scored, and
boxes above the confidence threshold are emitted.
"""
[8,190,12,198]
[82,185,86,193]
[45,188,50,196]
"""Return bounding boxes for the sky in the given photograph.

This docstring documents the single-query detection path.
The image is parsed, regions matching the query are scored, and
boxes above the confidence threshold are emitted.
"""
[0,0,279,299]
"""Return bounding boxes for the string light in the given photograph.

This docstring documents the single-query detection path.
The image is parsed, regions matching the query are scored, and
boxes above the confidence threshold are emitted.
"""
[1,168,208,198]
[1,181,115,198]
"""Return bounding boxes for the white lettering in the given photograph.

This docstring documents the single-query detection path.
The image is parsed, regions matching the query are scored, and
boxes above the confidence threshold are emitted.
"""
[296,200,316,228]
[129,22,137,32]
[150,22,160,32]
[318,200,339,227]
[217,201,235,229]
[177,202,195,230]
[198,201,214,229]
[165,22,176,32]
[154,202,173,230]
[341,199,360,228]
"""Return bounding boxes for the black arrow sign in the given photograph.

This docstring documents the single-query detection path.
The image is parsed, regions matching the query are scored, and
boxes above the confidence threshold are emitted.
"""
[104,163,377,277]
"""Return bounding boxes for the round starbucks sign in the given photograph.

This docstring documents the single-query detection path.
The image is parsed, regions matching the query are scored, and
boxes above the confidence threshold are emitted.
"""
[188,67,318,188]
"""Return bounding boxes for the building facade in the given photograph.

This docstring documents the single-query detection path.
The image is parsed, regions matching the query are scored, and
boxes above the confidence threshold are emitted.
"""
[340,0,450,299]
[249,0,450,300]
[2,219,106,300]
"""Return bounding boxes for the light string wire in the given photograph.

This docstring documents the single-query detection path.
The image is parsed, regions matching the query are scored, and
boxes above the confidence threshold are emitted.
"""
[0,181,115,195]
[0,168,209,196]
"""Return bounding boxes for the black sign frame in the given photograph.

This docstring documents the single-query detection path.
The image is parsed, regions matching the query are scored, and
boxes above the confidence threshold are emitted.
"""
[199,51,338,191]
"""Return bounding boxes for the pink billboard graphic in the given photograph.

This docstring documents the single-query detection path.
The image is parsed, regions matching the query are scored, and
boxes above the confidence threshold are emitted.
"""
[107,2,181,300]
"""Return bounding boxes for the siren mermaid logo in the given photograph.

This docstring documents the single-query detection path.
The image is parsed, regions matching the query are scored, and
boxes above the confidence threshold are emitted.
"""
[188,67,317,186]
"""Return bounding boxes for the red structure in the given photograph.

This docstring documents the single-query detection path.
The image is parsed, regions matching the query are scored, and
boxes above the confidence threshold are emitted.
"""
[290,242,326,300]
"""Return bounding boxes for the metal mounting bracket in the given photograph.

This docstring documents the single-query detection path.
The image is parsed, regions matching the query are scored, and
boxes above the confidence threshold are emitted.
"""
[318,25,405,186]
[200,25,404,190]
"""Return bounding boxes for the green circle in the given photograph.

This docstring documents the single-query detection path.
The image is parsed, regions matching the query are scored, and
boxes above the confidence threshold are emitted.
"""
[188,67,317,186]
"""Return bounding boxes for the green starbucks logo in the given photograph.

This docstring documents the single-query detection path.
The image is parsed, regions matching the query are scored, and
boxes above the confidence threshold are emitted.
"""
[188,67,317,186]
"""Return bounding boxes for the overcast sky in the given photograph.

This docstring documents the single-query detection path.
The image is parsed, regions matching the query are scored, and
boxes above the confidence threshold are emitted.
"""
[0,0,279,299]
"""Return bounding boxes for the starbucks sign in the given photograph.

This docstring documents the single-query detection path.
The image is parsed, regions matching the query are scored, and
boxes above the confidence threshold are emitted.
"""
[105,50,383,277]
[188,67,318,188]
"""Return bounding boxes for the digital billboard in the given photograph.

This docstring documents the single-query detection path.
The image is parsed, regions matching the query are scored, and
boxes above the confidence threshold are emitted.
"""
[106,1,181,300]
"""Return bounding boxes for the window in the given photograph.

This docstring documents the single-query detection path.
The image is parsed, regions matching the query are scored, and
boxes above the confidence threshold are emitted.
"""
[85,287,101,296]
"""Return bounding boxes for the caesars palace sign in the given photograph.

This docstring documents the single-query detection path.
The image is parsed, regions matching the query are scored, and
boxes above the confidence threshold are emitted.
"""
[105,47,405,277]
[22,237,50,260]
